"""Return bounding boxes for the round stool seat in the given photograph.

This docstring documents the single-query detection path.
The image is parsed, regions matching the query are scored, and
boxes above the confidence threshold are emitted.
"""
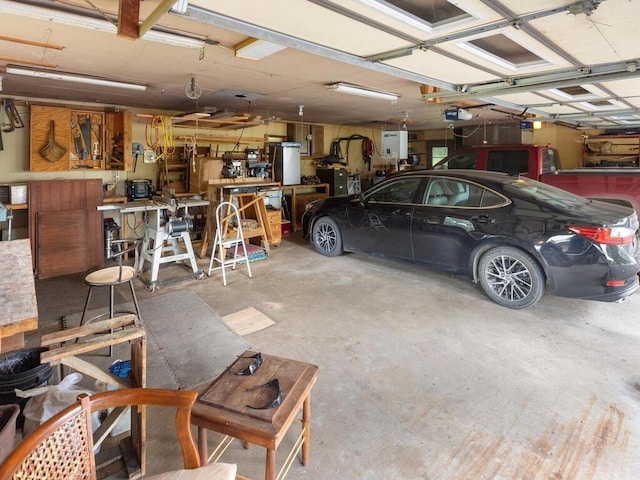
[85,266,137,286]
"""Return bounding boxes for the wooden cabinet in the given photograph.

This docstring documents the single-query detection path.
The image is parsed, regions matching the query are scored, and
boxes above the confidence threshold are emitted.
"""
[281,183,330,232]
[104,110,133,170]
[265,208,282,246]
[30,105,72,172]
[28,179,104,279]
[30,105,132,171]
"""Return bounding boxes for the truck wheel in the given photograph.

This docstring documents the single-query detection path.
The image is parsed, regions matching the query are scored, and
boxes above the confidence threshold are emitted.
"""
[478,246,545,309]
[312,217,343,257]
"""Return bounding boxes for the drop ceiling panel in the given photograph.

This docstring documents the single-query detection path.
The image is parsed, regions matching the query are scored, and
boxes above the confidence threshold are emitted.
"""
[528,0,640,63]
[488,92,556,107]
[189,0,411,56]
[386,50,497,84]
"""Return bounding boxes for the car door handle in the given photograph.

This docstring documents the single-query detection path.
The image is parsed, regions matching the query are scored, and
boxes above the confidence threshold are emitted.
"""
[472,214,495,224]
[420,216,440,225]
[392,209,411,217]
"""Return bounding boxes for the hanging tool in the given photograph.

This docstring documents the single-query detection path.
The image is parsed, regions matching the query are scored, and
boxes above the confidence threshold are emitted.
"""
[70,117,83,154]
[132,142,144,172]
[2,99,24,131]
[79,115,92,160]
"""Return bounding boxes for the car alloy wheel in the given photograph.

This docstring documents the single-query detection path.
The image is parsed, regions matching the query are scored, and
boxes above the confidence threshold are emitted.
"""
[478,246,545,309]
[312,217,343,257]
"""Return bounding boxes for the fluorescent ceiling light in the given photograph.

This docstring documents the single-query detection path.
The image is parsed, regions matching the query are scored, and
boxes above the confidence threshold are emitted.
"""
[327,82,399,101]
[234,38,286,60]
[142,29,204,49]
[0,0,205,49]
[171,0,189,15]
[5,66,147,91]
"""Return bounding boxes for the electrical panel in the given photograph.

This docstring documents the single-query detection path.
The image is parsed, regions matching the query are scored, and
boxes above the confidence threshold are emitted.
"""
[381,130,408,160]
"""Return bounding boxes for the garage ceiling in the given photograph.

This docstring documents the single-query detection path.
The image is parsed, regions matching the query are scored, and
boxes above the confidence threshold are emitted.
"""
[1,0,639,131]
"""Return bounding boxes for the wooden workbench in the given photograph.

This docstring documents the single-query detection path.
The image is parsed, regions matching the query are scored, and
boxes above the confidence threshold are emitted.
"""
[0,239,38,353]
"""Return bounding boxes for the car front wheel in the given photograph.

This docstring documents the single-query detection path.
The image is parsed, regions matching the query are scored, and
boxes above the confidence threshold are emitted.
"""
[312,217,343,257]
[478,246,545,309]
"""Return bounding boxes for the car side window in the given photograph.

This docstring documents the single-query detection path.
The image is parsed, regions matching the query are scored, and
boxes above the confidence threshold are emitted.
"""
[423,178,507,208]
[487,150,529,175]
[366,178,422,204]
[423,179,469,206]
[439,152,478,169]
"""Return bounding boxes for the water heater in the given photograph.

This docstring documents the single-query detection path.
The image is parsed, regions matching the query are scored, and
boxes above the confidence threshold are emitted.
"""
[381,130,408,160]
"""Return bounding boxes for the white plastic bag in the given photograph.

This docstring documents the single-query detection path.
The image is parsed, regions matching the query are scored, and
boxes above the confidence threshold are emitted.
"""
[16,373,100,436]
[94,379,131,437]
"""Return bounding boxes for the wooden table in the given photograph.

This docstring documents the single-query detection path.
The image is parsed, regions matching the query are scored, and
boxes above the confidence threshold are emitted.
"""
[192,351,319,480]
[0,239,38,353]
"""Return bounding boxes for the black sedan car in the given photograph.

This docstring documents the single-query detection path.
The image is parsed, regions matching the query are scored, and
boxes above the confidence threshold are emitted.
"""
[302,170,640,309]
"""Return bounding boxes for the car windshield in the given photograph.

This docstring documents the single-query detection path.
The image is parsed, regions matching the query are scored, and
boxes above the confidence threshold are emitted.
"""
[504,178,590,209]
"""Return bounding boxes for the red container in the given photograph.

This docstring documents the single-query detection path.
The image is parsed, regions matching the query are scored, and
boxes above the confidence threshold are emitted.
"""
[281,221,291,238]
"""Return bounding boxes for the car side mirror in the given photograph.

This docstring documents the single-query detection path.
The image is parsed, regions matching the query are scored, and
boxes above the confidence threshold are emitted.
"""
[354,192,367,207]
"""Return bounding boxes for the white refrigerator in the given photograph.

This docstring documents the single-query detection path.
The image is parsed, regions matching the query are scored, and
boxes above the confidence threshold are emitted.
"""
[272,142,301,185]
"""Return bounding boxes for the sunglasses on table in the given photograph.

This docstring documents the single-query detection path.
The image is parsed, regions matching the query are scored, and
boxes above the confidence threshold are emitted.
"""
[246,378,283,410]
[233,352,263,376]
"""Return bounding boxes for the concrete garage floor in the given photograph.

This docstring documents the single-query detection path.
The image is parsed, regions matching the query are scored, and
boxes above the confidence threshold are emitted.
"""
[33,232,640,479]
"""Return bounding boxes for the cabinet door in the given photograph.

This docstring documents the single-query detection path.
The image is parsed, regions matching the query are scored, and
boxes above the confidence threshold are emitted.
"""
[30,105,70,171]
[36,209,88,279]
[105,111,133,171]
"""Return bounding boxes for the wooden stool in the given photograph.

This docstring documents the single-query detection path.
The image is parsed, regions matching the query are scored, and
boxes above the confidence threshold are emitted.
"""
[79,239,142,355]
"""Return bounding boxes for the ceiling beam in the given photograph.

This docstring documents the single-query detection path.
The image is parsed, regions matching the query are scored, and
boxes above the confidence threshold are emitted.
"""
[117,0,140,39]
[139,0,177,37]
[421,60,640,102]
[181,4,455,90]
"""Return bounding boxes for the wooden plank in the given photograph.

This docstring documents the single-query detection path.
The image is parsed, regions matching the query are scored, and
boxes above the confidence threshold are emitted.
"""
[138,0,175,37]
[117,0,140,39]
[0,333,24,353]
[60,356,130,389]
[0,34,64,49]
[41,314,140,346]
[222,307,275,336]
[119,434,142,479]
[41,329,146,364]
[0,55,56,68]
[93,406,129,450]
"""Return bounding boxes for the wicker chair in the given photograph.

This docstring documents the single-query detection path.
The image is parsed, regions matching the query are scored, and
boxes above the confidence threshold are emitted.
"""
[0,388,236,480]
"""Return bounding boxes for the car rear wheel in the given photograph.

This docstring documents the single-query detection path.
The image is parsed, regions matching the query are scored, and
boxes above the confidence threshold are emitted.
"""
[478,246,545,309]
[312,217,343,257]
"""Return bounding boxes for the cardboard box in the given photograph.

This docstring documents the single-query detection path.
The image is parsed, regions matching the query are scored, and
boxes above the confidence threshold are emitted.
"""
[190,157,224,194]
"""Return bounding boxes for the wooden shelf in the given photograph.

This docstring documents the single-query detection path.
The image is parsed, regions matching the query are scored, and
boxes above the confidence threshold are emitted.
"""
[583,135,640,167]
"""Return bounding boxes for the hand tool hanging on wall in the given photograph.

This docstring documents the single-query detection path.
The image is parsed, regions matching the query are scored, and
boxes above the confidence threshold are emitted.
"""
[2,99,24,131]
[39,121,66,163]
[90,113,102,160]
[79,115,92,160]
[70,117,83,155]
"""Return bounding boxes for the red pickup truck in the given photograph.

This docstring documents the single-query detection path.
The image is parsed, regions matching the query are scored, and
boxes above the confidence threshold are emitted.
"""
[434,144,640,213]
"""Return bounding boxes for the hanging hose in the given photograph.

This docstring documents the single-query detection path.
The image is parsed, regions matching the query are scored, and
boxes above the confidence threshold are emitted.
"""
[361,138,374,170]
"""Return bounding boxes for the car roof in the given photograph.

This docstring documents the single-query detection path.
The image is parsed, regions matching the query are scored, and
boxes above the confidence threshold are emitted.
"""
[394,168,515,184]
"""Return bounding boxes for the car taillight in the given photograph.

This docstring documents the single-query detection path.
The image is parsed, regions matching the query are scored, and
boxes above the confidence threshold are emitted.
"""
[569,225,637,245]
